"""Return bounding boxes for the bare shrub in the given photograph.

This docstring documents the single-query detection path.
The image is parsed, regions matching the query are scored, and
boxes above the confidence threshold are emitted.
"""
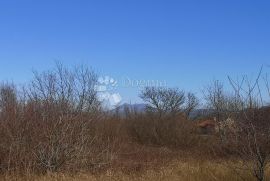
[131,87,201,149]
[184,92,199,118]
[125,112,198,148]
[224,68,270,181]
[33,115,91,172]
[0,63,114,174]
[0,83,34,173]
[27,62,101,114]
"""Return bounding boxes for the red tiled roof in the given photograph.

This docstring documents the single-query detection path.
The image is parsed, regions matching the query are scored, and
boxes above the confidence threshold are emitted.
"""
[197,120,216,128]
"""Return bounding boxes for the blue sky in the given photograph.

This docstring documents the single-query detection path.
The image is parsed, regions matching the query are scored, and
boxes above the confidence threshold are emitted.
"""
[0,0,270,103]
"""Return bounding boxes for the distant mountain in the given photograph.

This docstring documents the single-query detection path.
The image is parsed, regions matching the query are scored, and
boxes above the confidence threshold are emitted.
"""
[113,103,214,119]
[114,103,147,113]
[188,109,215,119]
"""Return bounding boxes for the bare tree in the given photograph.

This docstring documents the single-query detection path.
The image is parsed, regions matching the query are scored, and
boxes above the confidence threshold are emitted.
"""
[184,92,199,118]
[23,63,103,172]
[204,80,228,141]
[27,62,101,115]
[140,87,185,118]
[204,80,226,114]
[226,67,270,181]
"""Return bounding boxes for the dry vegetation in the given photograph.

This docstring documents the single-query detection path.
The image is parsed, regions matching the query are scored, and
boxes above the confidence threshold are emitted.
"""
[3,160,269,181]
[0,63,269,180]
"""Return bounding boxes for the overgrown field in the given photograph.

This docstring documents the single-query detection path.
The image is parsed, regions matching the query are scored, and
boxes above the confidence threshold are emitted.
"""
[0,63,270,180]
[2,159,269,181]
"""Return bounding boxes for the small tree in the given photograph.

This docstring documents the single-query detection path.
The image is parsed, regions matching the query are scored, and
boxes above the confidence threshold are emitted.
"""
[140,87,186,118]
[227,67,270,181]
[28,62,101,114]
[184,92,199,118]
[0,83,18,115]
[25,62,102,172]
[204,80,229,141]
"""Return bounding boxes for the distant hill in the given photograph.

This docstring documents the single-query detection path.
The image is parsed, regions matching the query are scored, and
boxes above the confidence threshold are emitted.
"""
[188,109,215,119]
[113,103,147,113]
[112,103,214,119]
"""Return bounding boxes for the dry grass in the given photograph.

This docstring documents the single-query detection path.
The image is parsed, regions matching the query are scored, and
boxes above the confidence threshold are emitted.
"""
[2,160,268,181]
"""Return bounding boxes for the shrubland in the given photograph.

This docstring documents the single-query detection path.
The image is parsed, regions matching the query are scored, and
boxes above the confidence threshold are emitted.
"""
[0,63,269,181]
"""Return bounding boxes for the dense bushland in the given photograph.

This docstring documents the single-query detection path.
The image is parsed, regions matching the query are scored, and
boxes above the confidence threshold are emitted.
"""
[0,64,269,181]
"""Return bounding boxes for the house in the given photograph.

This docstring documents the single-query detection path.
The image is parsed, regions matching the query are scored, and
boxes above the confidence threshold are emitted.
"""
[197,119,216,135]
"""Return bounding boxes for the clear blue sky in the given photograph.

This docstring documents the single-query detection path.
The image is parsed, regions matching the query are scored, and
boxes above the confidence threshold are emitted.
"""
[0,0,269,103]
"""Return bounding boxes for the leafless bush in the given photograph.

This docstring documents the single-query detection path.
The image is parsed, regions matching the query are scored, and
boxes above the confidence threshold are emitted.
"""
[204,80,244,142]
[224,68,270,181]
[0,83,33,173]
[134,87,200,147]
[125,112,198,148]
[33,115,91,172]
[27,62,101,114]
[184,92,199,118]
[0,63,118,174]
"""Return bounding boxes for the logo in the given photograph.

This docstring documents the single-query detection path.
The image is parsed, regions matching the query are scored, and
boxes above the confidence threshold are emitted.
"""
[95,76,122,107]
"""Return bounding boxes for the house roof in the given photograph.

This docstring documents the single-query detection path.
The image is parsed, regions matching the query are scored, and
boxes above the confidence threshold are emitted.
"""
[197,120,216,128]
